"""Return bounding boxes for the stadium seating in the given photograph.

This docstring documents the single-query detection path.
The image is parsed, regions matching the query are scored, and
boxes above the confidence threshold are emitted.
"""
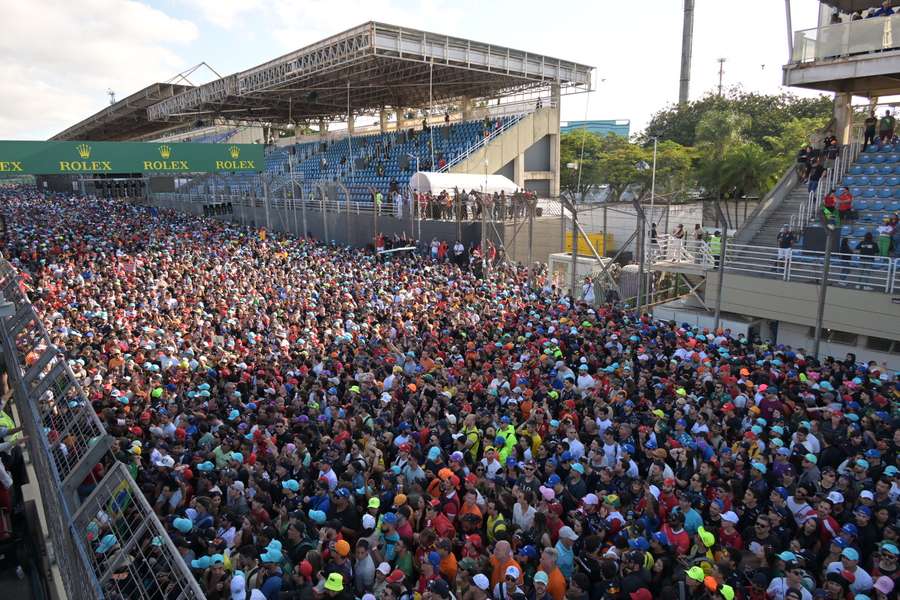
[839,142,900,250]
[201,116,518,202]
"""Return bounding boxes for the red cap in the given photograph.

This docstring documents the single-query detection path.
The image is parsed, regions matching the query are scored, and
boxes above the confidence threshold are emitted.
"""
[722,403,736,412]
[465,534,482,548]
[630,590,653,600]
[387,569,406,583]
[299,560,313,577]
[175,427,186,440]
[140,411,152,422]
[181,468,193,480]
[430,498,441,508]
[663,478,676,487]
[399,443,412,453]
[129,426,143,436]
[465,473,477,485]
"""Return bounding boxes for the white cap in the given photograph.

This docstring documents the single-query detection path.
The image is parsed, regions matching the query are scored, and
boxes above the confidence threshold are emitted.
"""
[377,562,391,576]
[558,526,579,541]
[504,565,520,579]
[445,413,457,426]
[721,511,739,524]
[582,493,599,506]
[472,574,490,590]
[827,491,845,505]
[860,490,875,500]
[362,514,376,530]
[648,485,661,500]
[231,575,246,600]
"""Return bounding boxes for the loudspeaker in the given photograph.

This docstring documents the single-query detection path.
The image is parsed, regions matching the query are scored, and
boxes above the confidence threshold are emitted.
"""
[802,226,839,252]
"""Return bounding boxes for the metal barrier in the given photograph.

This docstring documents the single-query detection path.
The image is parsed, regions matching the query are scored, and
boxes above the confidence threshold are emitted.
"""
[649,236,898,293]
[0,256,203,600]
[725,241,897,293]
[791,15,900,64]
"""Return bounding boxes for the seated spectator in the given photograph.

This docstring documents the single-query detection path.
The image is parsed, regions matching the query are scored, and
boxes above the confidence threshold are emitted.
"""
[837,188,854,222]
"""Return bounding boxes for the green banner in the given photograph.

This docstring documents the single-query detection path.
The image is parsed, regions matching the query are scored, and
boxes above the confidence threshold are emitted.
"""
[0,140,264,175]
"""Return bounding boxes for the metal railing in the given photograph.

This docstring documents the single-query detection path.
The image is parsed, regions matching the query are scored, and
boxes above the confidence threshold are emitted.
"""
[791,126,863,233]
[650,236,715,269]
[0,256,203,600]
[791,15,900,64]
[724,241,898,293]
[438,113,527,172]
[649,235,898,293]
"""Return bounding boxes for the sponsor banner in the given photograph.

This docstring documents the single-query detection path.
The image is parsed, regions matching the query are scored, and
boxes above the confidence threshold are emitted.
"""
[0,140,263,174]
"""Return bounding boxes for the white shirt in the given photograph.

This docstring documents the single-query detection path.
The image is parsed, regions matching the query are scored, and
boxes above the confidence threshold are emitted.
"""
[318,468,338,490]
[513,503,536,530]
[826,562,873,593]
[767,577,812,600]
[566,437,585,460]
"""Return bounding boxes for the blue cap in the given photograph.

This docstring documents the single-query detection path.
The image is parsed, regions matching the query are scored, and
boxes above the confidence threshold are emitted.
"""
[561,451,573,462]
[832,536,849,549]
[191,555,212,569]
[628,537,650,551]
[571,463,585,474]
[865,449,881,458]
[751,462,767,474]
[885,466,899,476]
[197,461,214,472]
[266,540,282,552]
[228,409,240,421]
[382,512,398,525]
[308,510,327,524]
[842,523,859,536]
[546,474,561,486]
[776,551,797,562]
[623,444,635,454]
[96,534,118,554]
[427,447,441,461]
[230,452,243,463]
[173,517,193,533]
[211,553,225,565]
[282,479,300,492]
[854,506,872,517]
[335,487,351,498]
[260,549,283,564]
[506,457,517,466]
[774,487,789,498]
[653,531,669,545]
[519,545,538,558]
[841,547,859,561]
[428,551,441,567]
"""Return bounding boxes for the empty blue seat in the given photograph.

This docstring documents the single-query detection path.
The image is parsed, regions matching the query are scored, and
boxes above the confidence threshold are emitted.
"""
[889,176,900,186]
[864,187,877,198]
[858,175,871,185]
[887,154,900,163]
[871,199,886,210]
[872,176,885,186]
[854,199,869,210]
[874,154,886,164]
[889,200,900,211]
[853,226,868,237]
[844,175,857,186]
[850,165,864,175]
[878,188,892,199]
[851,186,864,197]
[865,144,879,153]
[859,154,872,164]
[880,165,894,175]
[849,239,861,250]
[840,225,852,237]
[883,144,894,152]
[865,165,878,175]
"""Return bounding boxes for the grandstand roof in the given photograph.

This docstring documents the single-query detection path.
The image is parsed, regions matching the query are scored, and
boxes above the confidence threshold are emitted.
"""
[146,22,593,125]
[51,83,191,141]
[821,1,885,11]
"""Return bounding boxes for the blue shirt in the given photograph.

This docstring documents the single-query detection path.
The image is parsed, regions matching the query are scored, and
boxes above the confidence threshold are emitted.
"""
[554,541,575,579]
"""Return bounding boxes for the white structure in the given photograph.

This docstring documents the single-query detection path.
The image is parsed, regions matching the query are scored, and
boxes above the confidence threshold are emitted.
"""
[408,172,519,195]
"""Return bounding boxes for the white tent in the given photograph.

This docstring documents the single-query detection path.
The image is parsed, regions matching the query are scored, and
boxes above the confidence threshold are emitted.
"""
[408,172,519,195]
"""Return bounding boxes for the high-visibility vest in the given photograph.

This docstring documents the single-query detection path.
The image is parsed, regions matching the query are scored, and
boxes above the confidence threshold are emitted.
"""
[708,236,721,256]
[0,410,22,443]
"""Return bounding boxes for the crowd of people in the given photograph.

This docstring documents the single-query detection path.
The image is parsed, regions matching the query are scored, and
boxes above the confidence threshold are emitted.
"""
[1,188,899,600]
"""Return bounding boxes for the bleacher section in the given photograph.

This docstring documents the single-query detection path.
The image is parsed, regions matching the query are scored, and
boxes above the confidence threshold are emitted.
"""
[186,128,239,144]
[839,143,900,251]
[199,117,517,202]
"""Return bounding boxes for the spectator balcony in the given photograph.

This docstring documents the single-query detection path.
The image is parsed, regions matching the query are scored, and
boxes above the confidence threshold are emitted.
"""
[784,14,900,94]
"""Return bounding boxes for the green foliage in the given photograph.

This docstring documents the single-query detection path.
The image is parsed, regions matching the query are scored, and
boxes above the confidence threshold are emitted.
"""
[560,89,831,202]
[641,88,833,150]
[560,131,694,200]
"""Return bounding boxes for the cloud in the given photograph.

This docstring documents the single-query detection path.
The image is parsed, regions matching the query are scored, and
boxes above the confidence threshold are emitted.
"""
[186,0,264,29]
[268,0,463,53]
[0,0,197,139]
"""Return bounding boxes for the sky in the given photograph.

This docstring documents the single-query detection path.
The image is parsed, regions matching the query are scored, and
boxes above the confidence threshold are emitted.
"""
[0,0,828,140]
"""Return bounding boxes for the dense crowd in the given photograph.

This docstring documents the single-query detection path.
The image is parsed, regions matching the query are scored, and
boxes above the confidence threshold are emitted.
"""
[2,189,899,600]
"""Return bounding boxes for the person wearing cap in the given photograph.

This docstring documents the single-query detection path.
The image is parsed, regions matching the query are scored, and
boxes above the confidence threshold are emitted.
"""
[533,548,566,600]
[492,564,524,600]
[767,557,812,600]
[554,525,578,579]
[490,541,522,588]
[470,573,491,600]
[324,572,353,600]
[826,546,874,594]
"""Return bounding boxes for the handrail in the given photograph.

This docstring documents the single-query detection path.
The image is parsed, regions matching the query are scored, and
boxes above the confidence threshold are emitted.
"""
[650,235,897,294]
[438,113,526,173]
[790,14,900,64]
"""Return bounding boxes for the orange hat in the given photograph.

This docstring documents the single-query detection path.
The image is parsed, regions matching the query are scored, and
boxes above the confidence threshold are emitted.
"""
[740,368,750,377]
[407,384,417,392]
[334,540,350,557]
[704,576,718,593]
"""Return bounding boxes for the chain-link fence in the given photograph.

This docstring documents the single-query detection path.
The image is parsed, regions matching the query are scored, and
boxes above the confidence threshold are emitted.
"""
[0,256,203,600]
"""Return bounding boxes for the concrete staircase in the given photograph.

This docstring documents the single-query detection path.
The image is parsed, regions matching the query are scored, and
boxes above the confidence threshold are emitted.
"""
[746,185,809,246]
